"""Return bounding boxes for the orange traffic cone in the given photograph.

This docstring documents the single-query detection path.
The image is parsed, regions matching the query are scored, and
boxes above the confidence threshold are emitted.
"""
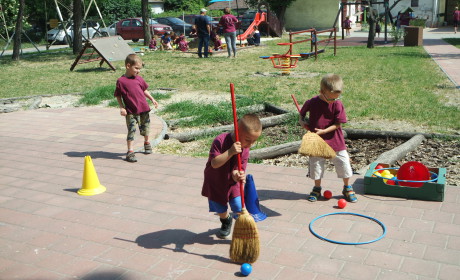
[78,156,106,196]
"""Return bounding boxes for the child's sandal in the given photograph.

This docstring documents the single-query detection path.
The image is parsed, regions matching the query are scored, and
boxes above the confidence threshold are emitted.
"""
[342,185,358,203]
[308,187,322,202]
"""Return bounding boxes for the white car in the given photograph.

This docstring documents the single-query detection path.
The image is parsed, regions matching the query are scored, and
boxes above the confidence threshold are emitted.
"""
[100,22,117,37]
[47,21,101,44]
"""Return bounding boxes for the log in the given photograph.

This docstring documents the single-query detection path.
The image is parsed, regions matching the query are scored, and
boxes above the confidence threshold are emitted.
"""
[356,134,426,174]
[250,141,301,160]
[166,113,295,142]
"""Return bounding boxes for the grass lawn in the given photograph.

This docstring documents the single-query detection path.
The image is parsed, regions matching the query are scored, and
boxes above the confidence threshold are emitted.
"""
[443,38,460,48]
[1,37,459,136]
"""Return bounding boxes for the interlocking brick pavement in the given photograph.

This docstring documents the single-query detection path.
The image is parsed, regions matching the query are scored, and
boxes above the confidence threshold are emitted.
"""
[1,105,459,280]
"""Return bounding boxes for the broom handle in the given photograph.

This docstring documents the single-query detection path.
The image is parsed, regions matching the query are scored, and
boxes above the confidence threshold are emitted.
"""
[230,83,245,207]
[291,94,309,130]
[291,94,301,113]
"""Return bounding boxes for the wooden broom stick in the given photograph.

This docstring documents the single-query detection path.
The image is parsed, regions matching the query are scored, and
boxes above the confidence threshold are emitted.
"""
[229,83,260,264]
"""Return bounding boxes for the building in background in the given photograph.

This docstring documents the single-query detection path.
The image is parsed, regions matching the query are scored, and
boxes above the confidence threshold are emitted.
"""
[149,0,165,15]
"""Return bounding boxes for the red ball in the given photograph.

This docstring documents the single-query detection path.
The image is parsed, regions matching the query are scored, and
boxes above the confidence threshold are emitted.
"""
[338,199,347,209]
[386,179,396,185]
[323,190,332,199]
[397,161,430,188]
[375,164,384,173]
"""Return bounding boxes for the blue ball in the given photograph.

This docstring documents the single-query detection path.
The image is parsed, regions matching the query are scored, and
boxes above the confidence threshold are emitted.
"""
[240,263,252,276]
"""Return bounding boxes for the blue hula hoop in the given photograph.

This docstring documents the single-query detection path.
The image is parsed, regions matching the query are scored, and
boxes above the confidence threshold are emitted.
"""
[309,212,386,245]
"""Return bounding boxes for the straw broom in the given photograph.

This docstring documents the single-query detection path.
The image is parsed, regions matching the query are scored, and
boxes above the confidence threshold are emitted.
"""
[291,94,336,159]
[229,83,260,264]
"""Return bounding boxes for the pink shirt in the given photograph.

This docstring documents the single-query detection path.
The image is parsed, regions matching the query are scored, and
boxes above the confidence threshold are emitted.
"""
[114,75,150,115]
[202,133,249,205]
[219,14,238,33]
[299,95,347,152]
[454,10,460,21]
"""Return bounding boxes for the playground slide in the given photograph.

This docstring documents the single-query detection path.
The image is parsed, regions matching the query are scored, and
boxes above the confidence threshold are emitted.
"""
[237,12,266,41]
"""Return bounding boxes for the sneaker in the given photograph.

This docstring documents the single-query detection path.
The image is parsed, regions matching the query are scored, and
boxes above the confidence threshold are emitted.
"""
[342,185,358,203]
[126,152,137,163]
[144,143,152,154]
[308,186,322,202]
[216,215,233,239]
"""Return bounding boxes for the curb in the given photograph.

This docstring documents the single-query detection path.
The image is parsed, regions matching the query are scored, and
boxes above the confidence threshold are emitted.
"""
[134,113,168,153]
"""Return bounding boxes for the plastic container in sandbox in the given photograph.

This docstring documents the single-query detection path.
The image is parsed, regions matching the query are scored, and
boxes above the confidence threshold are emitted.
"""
[364,162,446,202]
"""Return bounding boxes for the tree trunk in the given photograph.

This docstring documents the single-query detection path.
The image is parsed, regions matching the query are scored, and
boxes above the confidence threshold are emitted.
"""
[367,7,377,48]
[142,0,151,46]
[12,0,25,60]
[73,0,83,54]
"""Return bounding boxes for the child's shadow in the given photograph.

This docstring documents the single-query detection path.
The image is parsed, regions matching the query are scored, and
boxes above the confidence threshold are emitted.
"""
[115,229,230,262]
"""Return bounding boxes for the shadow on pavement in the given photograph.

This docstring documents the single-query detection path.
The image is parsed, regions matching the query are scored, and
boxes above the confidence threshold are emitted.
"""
[115,229,231,262]
[64,150,125,160]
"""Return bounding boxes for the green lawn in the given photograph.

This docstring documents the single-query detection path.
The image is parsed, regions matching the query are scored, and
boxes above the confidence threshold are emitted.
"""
[443,38,460,48]
[1,37,458,134]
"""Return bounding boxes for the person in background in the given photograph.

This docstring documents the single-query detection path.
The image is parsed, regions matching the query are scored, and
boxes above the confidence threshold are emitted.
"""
[219,7,239,58]
[453,7,460,34]
[194,8,211,58]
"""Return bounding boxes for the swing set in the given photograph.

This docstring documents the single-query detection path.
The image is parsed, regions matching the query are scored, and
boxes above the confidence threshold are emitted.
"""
[259,27,336,75]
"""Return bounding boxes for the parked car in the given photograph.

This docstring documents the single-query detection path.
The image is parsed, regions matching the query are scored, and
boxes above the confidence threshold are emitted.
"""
[179,14,219,28]
[100,22,117,37]
[154,17,193,36]
[47,21,101,44]
[116,18,173,42]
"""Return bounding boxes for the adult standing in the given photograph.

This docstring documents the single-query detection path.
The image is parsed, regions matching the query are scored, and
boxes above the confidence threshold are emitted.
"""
[194,8,211,58]
[453,7,460,34]
[219,7,239,58]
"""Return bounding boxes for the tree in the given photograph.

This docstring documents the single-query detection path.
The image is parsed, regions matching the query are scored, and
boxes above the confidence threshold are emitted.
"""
[101,0,141,24]
[366,6,378,48]
[164,0,205,12]
[142,0,150,46]
[244,0,296,24]
[12,0,25,60]
[73,0,82,54]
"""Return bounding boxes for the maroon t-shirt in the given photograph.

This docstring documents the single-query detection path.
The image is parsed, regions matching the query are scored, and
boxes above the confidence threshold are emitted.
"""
[299,95,347,152]
[202,133,249,205]
[219,14,238,33]
[114,75,150,115]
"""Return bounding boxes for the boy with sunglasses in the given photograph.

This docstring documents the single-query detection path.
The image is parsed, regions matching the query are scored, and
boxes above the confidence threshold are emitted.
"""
[298,74,357,203]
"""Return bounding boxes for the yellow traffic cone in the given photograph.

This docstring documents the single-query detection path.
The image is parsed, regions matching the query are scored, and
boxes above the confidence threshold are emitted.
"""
[78,155,106,196]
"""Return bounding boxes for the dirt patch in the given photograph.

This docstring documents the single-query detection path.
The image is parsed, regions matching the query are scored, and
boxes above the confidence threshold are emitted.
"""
[262,125,460,186]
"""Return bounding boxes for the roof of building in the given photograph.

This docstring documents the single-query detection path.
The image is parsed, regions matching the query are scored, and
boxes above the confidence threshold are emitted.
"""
[208,0,249,11]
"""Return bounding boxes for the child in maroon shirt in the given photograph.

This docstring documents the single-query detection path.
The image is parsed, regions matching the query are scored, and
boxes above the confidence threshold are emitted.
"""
[114,54,159,163]
[202,114,262,239]
[299,74,357,203]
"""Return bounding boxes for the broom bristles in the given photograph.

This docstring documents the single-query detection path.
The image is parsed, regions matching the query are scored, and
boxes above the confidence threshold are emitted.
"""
[230,209,260,264]
[298,131,336,159]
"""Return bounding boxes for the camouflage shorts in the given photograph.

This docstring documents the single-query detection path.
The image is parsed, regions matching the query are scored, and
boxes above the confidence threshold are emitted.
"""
[125,111,150,141]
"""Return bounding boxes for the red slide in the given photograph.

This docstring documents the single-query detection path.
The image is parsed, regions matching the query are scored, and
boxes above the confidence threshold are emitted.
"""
[237,12,266,41]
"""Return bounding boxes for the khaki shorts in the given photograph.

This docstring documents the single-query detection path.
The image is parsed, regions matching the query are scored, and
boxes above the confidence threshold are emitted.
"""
[125,111,150,141]
[308,150,353,180]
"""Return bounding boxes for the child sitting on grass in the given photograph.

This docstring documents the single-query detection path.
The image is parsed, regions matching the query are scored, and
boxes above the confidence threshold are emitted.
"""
[114,54,159,163]
[160,32,173,50]
[178,35,189,52]
[202,114,262,239]
[298,74,357,203]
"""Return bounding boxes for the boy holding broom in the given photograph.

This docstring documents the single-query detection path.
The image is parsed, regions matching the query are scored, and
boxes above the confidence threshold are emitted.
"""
[202,114,262,239]
[299,74,357,203]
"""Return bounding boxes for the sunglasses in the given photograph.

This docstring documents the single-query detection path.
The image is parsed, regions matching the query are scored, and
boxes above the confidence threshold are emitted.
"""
[322,91,342,101]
